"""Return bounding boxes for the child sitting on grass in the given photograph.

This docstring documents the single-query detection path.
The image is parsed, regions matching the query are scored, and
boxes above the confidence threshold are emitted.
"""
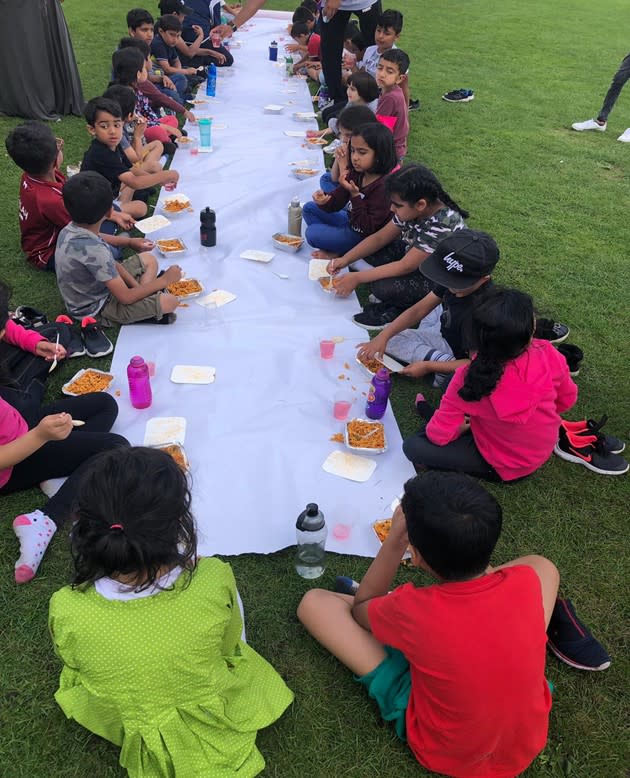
[81,96,179,206]
[375,48,410,161]
[55,172,181,326]
[317,104,378,193]
[328,164,468,328]
[403,287,578,482]
[111,49,186,153]
[289,22,321,77]
[126,7,183,104]
[49,446,293,777]
[159,0,233,68]
[298,470,610,778]
[151,14,200,102]
[5,122,150,271]
[0,282,129,583]
[102,85,164,171]
[304,123,398,256]
[118,37,197,130]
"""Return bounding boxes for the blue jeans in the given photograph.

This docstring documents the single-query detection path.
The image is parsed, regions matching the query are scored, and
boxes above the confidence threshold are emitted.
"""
[156,82,184,106]
[158,74,188,104]
[303,201,364,254]
[319,171,337,194]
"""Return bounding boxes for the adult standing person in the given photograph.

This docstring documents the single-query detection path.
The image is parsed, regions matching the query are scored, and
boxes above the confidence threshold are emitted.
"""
[318,0,382,106]
[572,51,630,142]
[213,0,382,108]
[0,0,83,120]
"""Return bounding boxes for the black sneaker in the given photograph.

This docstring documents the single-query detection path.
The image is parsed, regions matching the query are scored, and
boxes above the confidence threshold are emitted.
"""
[408,98,421,111]
[554,425,629,475]
[13,306,48,329]
[535,318,570,344]
[135,313,177,325]
[556,343,583,376]
[81,317,113,358]
[442,88,474,103]
[55,315,85,358]
[334,576,360,596]
[561,416,625,454]
[352,302,402,331]
[547,598,611,671]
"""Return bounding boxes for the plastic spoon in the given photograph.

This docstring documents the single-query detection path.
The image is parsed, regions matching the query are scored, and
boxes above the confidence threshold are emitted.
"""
[48,332,60,373]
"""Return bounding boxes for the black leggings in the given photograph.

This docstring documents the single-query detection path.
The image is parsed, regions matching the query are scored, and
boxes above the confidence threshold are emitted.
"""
[321,2,382,102]
[0,392,129,525]
[402,428,502,482]
[366,240,434,310]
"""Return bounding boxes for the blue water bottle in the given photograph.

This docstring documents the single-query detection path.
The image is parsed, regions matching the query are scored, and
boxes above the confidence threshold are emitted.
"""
[206,63,217,96]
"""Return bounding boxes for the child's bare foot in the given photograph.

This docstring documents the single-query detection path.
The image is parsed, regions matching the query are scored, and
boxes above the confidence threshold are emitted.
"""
[311,249,340,260]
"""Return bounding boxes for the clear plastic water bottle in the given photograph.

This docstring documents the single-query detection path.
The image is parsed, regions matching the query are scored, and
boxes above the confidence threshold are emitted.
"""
[295,503,327,579]
[365,368,392,420]
[206,63,217,96]
[285,55,293,76]
[127,356,152,409]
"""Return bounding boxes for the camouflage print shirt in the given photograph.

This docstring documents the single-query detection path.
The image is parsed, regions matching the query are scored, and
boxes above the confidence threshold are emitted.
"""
[393,207,466,255]
[55,223,117,320]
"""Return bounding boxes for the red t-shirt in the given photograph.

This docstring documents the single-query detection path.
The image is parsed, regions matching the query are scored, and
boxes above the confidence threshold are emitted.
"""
[368,566,551,778]
[18,170,69,269]
[307,32,321,59]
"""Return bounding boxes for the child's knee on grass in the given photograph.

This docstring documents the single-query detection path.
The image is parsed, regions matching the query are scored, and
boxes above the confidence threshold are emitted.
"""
[495,555,560,627]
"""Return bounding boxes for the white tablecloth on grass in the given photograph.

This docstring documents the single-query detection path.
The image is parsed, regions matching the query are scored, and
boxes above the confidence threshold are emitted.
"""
[109,13,416,557]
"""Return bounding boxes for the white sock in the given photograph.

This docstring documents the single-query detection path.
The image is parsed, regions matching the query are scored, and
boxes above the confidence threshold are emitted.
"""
[13,510,57,584]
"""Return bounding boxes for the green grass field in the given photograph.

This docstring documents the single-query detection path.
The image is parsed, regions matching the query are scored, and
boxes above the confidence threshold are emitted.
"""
[0,1,629,776]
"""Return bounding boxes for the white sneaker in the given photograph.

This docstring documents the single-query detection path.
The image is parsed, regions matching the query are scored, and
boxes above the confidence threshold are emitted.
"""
[617,127,630,142]
[572,118,607,132]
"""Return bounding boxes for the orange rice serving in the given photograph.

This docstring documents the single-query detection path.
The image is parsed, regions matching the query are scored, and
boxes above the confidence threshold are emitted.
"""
[65,370,114,395]
[346,419,385,449]
[358,353,390,375]
[167,279,202,297]
[163,198,191,213]
[158,444,188,471]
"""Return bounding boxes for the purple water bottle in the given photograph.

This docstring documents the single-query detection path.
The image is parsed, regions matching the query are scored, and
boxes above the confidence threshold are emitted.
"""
[127,356,152,409]
[365,368,392,420]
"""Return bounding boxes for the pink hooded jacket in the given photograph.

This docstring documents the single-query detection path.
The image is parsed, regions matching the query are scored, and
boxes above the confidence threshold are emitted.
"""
[426,339,577,481]
[0,320,45,487]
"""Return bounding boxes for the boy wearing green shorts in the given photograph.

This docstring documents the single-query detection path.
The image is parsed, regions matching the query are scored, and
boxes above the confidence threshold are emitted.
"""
[55,172,181,326]
[298,472,589,777]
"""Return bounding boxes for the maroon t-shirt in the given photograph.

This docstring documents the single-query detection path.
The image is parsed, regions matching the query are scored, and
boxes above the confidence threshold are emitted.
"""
[18,170,69,269]
[376,85,409,159]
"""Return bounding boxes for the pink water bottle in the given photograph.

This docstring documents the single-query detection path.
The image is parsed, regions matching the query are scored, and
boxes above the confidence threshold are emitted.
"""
[127,356,152,409]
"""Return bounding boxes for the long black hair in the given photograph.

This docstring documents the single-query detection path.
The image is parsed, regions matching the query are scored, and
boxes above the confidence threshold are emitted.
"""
[386,163,469,218]
[70,447,198,591]
[351,122,398,175]
[458,287,535,402]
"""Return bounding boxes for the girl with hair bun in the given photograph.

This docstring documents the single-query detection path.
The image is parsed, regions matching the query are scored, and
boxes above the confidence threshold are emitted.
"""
[402,287,578,482]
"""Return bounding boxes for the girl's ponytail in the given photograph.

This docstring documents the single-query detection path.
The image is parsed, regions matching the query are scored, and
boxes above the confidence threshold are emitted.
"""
[458,288,535,402]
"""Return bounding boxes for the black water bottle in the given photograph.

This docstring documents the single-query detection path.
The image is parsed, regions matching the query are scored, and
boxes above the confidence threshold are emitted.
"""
[200,207,216,247]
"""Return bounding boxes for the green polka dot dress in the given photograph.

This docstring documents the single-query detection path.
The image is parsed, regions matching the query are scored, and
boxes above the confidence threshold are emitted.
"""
[49,558,294,777]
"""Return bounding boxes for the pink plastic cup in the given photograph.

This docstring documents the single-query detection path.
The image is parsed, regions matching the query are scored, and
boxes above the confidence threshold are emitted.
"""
[320,339,335,359]
[332,523,352,541]
[333,400,352,421]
